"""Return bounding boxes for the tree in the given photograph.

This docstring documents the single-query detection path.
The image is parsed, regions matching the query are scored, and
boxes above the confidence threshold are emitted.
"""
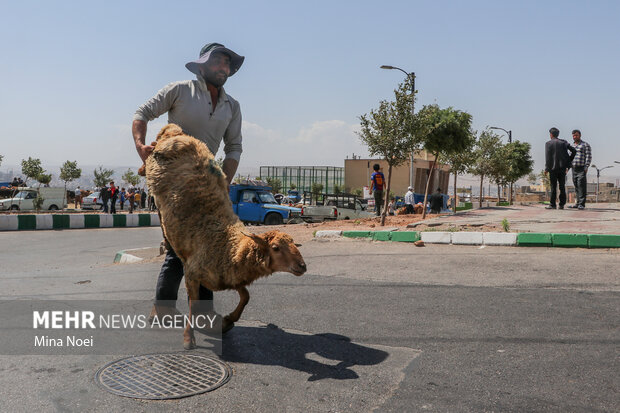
[333,184,344,194]
[122,168,141,187]
[60,160,82,208]
[441,130,476,208]
[538,169,550,200]
[265,177,282,194]
[21,157,44,186]
[357,77,418,225]
[93,166,114,188]
[0,154,3,167]
[414,104,473,218]
[527,172,538,186]
[503,141,534,204]
[311,182,323,198]
[470,130,503,207]
[37,173,52,186]
[487,144,509,205]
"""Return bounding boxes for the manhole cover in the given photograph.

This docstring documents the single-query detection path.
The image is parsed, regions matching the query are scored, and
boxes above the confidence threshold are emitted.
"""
[96,353,231,400]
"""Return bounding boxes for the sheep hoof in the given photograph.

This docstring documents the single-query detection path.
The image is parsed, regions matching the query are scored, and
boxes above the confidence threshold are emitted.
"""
[183,338,196,350]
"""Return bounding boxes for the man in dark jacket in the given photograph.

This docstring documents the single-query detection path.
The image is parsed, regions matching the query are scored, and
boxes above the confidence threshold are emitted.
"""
[544,127,576,209]
[429,188,444,214]
[100,185,110,213]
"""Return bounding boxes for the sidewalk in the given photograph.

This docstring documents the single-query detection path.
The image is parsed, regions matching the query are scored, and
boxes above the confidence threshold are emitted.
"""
[409,203,620,234]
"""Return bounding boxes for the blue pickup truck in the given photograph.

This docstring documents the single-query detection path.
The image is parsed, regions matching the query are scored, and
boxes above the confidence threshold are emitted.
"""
[229,184,301,225]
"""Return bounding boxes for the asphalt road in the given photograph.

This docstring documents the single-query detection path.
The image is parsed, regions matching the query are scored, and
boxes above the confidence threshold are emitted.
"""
[0,228,619,412]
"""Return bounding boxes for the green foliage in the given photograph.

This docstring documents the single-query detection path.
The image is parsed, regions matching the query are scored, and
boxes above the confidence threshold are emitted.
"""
[289,183,296,190]
[59,160,82,183]
[265,177,282,194]
[311,182,323,196]
[122,168,141,187]
[470,130,503,180]
[37,173,52,186]
[352,188,363,197]
[33,193,44,211]
[333,184,344,194]
[357,77,419,168]
[21,157,44,184]
[93,166,115,188]
[501,218,510,232]
[415,104,474,158]
[527,172,538,185]
[0,154,3,167]
[503,140,534,186]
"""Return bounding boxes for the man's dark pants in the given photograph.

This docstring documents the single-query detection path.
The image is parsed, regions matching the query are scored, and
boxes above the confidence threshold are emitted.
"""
[156,248,213,309]
[374,190,384,216]
[548,169,567,208]
[572,166,587,207]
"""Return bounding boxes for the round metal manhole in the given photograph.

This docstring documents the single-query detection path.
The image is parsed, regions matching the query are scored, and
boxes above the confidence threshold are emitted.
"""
[95,353,232,400]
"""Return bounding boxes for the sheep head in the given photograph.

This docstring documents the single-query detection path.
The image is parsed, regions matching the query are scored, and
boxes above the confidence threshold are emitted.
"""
[247,230,307,276]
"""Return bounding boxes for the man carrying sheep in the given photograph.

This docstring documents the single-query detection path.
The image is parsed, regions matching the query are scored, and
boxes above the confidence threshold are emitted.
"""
[132,42,245,327]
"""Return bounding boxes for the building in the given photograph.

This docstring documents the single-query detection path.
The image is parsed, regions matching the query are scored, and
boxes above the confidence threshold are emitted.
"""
[344,151,450,197]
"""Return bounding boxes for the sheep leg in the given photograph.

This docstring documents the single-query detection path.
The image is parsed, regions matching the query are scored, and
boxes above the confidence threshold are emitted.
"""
[224,287,249,329]
[183,279,200,350]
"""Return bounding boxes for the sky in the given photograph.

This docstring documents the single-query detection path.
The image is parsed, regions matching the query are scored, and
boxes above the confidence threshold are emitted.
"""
[1,0,619,182]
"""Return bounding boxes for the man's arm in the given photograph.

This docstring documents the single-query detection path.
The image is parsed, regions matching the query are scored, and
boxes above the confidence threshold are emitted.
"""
[584,143,592,171]
[132,120,154,162]
[222,158,239,185]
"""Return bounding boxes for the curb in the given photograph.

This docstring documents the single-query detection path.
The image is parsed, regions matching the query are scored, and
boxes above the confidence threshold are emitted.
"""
[314,230,620,248]
[0,213,160,231]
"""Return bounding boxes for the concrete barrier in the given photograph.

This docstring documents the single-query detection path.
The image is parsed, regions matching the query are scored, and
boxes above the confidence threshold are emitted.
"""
[451,232,484,245]
[315,230,343,238]
[0,213,160,231]
[0,215,18,231]
[421,232,452,244]
[483,232,518,246]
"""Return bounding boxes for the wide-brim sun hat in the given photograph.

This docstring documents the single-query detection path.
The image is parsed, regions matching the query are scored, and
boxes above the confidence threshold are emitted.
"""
[185,43,244,77]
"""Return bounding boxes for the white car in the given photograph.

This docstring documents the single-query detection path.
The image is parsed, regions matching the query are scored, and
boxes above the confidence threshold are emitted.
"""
[0,187,67,211]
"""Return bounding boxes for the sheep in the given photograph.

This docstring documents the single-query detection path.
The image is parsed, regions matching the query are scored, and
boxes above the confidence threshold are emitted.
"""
[145,124,307,349]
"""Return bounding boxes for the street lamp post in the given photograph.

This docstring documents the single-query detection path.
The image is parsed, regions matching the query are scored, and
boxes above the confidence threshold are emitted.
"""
[380,65,416,188]
[489,126,513,204]
[590,164,614,203]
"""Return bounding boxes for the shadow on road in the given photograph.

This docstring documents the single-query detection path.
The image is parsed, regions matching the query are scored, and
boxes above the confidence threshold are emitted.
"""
[209,323,389,382]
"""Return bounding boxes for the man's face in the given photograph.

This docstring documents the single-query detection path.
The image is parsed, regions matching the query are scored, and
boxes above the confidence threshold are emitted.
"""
[572,132,581,143]
[201,51,231,87]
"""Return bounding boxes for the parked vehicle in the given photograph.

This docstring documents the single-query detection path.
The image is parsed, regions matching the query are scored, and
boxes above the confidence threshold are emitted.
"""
[0,187,66,211]
[229,184,302,225]
[81,191,138,210]
[299,192,374,222]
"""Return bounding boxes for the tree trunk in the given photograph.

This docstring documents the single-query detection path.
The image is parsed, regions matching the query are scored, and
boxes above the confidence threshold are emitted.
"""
[380,163,393,226]
[497,184,501,206]
[453,172,458,213]
[479,175,484,208]
[63,182,67,210]
[509,182,513,205]
[421,153,438,219]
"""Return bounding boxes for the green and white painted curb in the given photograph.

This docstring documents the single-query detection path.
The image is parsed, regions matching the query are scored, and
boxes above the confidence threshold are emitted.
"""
[0,213,160,231]
[315,230,620,248]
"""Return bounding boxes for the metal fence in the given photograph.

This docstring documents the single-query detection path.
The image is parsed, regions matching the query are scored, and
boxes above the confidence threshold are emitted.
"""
[259,166,344,194]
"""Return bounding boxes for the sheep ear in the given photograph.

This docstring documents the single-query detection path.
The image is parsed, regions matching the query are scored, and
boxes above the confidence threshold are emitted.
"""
[241,231,268,246]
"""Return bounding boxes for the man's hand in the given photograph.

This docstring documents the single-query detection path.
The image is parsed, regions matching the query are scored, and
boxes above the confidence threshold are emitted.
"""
[137,144,155,162]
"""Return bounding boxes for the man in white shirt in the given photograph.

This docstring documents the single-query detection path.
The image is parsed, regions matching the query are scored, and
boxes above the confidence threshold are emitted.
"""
[404,186,414,214]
